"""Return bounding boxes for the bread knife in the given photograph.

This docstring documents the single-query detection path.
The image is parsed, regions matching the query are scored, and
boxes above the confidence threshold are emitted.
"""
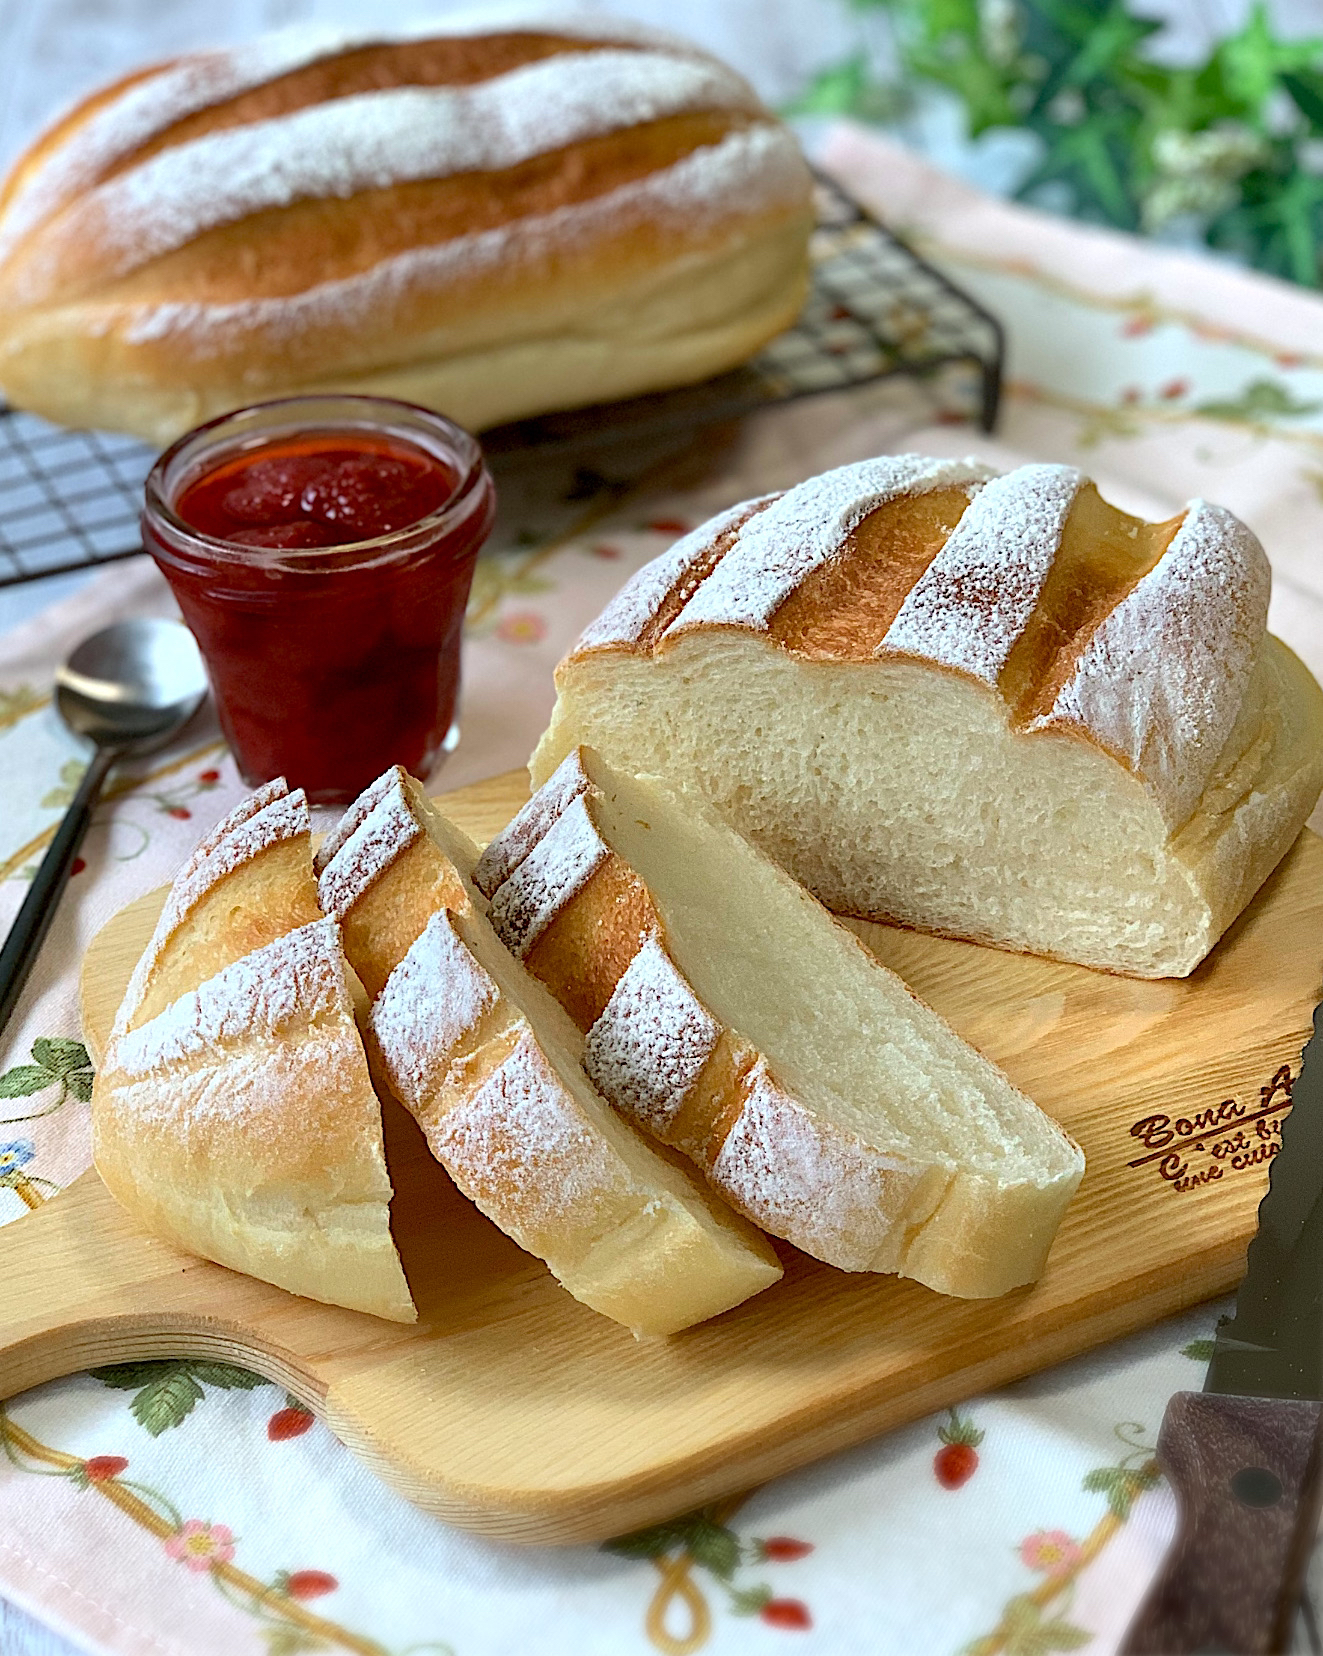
[1120,1000,1323,1654]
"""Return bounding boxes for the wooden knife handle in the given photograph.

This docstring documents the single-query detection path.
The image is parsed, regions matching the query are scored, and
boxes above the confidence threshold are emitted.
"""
[1120,1391,1323,1654]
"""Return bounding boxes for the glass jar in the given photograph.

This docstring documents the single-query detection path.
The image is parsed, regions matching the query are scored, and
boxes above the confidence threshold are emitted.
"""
[143,395,495,805]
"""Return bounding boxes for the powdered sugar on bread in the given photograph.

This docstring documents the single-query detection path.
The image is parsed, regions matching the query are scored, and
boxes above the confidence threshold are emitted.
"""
[181,777,290,875]
[0,11,728,262]
[565,459,1274,840]
[432,1029,631,1228]
[115,121,807,359]
[576,495,780,653]
[583,933,721,1138]
[115,785,311,1035]
[1035,498,1271,829]
[710,1062,935,1273]
[370,908,501,1111]
[664,455,994,635]
[0,29,354,263]
[166,787,309,922]
[473,749,591,897]
[314,766,399,875]
[316,777,422,921]
[12,51,761,301]
[488,792,610,959]
[882,464,1082,685]
[112,918,349,1079]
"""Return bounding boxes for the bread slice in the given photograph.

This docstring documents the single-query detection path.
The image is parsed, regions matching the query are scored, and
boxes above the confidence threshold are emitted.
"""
[94,781,416,1322]
[531,457,1323,977]
[317,768,782,1335]
[475,747,1085,1298]
[95,919,416,1321]
[114,780,322,1033]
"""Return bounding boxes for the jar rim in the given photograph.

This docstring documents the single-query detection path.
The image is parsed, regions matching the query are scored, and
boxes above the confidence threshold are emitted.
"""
[143,394,492,570]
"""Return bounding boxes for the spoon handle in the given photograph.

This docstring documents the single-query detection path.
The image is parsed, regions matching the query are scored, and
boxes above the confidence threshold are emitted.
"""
[0,745,120,1037]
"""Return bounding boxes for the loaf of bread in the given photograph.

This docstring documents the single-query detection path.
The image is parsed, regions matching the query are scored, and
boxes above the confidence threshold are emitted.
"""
[316,767,782,1335]
[532,456,1323,978]
[93,781,416,1322]
[0,19,813,443]
[476,746,1084,1297]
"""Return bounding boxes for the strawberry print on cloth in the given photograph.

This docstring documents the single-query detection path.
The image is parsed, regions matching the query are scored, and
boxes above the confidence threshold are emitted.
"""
[935,1409,985,1490]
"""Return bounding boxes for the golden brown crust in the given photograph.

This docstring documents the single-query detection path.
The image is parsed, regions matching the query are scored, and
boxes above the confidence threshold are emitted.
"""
[0,26,812,441]
[95,798,415,1322]
[487,747,1085,1289]
[557,458,1274,843]
[0,63,171,217]
[767,486,975,659]
[523,853,658,1030]
[631,498,777,653]
[999,483,1184,726]
[132,837,322,1028]
[96,36,621,183]
[29,110,750,310]
[514,832,755,1171]
[337,839,470,1001]
[331,771,783,1334]
[669,1028,759,1168]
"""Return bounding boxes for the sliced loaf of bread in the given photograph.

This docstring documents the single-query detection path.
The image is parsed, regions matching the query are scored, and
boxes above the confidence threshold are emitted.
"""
[474,747,1085,1298]
[531,457,1323,977]
[316,768,782,1336]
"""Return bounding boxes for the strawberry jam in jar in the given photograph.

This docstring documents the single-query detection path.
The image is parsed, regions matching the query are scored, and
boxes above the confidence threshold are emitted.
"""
[143,396,495,804]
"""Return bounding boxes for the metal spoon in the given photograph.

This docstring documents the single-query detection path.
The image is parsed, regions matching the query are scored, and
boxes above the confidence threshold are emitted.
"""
[0,618,209,1034]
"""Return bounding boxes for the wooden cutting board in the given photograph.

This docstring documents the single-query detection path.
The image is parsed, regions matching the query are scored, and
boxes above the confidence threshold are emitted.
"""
[1,767,1319,1545]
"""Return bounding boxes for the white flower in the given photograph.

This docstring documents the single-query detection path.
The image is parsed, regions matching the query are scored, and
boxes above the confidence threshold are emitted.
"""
[1047,87,1086,126]
[1151,124,1269,179]
[978,0,1021,68]
[1141,124,1271,230]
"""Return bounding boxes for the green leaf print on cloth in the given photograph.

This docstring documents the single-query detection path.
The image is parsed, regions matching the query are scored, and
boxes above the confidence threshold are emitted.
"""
[1080,1460,1161,1521]
[39,756,87,811]
[0,1037,93,1113]
[0,685,43,733]
[989,1596,1092,1655]
[606,1501,816,1648]
[1194,377,1323,421]
[92,1359,266,1436]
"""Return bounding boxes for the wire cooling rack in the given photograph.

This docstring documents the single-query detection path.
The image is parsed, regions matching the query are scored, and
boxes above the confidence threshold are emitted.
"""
[0,172,1003,588]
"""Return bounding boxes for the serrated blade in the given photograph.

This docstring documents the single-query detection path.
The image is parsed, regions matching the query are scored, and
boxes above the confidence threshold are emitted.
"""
[1207,999,1323,1400]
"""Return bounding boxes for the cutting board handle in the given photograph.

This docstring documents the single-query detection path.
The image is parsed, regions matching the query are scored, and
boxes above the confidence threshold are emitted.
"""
[0,1169,321,1405]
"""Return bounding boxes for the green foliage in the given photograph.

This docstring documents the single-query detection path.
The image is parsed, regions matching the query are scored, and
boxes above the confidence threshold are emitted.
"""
[0,1037,94,1107]
[40,757,88,810]
[795,0,1323,284]
[1081,1459,1160,1519]
[1180,1336,1216,1361]
[1194,377,1322,419]
[92,1359,264,1435]
[785,52,911,121]
[996,1595,1092,1654]
[604,1507,742,1579]
[728,1583,775,1615]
